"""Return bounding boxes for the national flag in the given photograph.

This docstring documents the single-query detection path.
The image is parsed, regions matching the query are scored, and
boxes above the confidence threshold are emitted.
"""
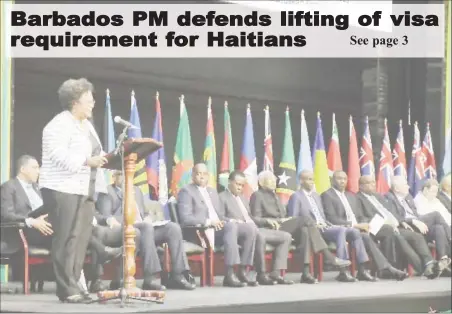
[347,116,360,193]
[360,116,375,177]
[393,120,407,178]
[276,107,297,205]
[147,91,168,206]
[203,97,217,189]
[219,101,234,189]
[128,91,150,197]
[239,104,258,199]
[422,123,437,179]
[442,127,451,177]
[103,88,116,185]
[312,112,331,194]
[263,105,274,173]
[170,95,194,196]
[408,122,425,195]
[327,113,343,177]
[297,109,313,182]
[376,119,393,194]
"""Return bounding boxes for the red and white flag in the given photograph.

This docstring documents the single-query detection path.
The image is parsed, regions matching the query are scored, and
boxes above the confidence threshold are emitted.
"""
[376,119,394,194]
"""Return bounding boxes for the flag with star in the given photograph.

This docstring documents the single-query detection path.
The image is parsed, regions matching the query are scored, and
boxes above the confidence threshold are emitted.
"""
[327,113,343,177]
[276,107,297,205]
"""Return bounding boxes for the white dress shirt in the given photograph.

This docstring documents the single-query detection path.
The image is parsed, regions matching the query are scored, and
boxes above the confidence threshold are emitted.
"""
[414,192,451,226]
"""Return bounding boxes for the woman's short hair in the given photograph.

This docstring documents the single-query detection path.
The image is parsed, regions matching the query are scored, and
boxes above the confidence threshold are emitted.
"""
[58,78,94,110]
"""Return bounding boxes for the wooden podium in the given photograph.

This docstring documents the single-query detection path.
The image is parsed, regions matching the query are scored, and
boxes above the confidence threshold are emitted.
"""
[96,138,166,305]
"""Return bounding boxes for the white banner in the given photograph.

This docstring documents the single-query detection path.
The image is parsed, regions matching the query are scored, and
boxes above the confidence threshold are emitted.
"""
[6,3,444,58]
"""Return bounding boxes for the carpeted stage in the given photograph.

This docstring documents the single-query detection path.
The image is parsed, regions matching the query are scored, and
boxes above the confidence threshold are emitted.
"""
[1,273,451,313]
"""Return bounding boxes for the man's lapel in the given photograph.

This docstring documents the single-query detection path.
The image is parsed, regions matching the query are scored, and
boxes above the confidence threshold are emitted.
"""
[14,178,31,209]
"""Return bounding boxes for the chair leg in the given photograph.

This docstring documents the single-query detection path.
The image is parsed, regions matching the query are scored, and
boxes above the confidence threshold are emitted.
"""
[349,245,357,277]
[315,252,324,282]
[207,249,214,287]
[23,255,29,295]
[200,254,206,287]
[407,264,414,277]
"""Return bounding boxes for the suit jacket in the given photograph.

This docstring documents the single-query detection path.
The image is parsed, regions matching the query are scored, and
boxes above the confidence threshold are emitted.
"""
[177,183,222,226]
[96,184,148,224]
[249,189,286,227]
[321,188,364,226]
[385,190,419,224]
[287,190,328,222]
[0,178,48,253]
[218,189,251,222]
[437,192,451,213]
[39,110,107,196]
[356,191,394,223]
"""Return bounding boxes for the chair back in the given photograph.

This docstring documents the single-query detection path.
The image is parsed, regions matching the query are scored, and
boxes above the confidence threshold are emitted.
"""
[168,200,180,224]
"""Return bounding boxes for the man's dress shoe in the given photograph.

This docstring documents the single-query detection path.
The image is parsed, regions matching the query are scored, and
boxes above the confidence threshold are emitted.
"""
[223,275,246,287]
[329,257,352,268]
[335,272,358,282]
[142,281,166,291]
[424,261,438,279]
[300,274,319,284]
[166,276,196,290]
[89,279,107,293]
[256,274,277,285]
[270,275,294,285]
[356,270,378,282]
[237,270,259,287]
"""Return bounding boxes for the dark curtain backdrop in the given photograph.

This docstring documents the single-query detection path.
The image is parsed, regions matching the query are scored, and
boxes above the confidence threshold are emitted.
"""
[12,58,364,179]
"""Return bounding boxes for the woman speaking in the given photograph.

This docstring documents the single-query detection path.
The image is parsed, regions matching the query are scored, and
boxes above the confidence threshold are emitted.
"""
[39,78,108,303]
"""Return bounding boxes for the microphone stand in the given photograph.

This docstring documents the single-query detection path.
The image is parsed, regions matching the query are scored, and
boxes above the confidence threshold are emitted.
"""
[89,125,165,307]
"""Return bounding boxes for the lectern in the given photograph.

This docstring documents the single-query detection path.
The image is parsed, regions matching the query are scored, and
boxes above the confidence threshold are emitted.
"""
[96,138,165,306]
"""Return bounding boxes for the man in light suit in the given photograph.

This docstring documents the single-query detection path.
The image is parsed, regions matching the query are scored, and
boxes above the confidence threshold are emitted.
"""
[177,163,258,287]
[288,170,373,282]
[321,171,408,281]
[219,171,294,286]
[96,170,195,291]
[438,174,451,213]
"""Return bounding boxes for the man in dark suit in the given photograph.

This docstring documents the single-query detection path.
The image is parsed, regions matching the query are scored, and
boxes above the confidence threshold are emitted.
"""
[357,175,442,278]
[321,171,407,281]
[438,174,451,213]
[219,170,293,286]
[385,175,451,276]
[177,163,258,287]
[250,170,350,284]
[0,155,121,296]
[96,170,195,291]
[289,170,375,282]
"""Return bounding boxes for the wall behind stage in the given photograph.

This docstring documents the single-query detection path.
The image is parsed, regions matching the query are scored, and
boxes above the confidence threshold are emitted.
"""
[12,58,363,181]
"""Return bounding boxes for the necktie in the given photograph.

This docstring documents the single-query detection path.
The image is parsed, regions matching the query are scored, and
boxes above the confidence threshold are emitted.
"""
[235,196,255,226]
[200,188,219,221]
[339,193,358,226]
[368,195,399,226]
[307,194,326,224]
[26,185,43,211]
[400,198,416,217]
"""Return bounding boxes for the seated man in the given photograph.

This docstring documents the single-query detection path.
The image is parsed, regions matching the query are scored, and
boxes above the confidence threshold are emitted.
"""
[219,170,293,286]
[386,175,451,276]
[177,163,258,288]
[320,171,407,281]
[414,179,451,226]
[96,170,195,291]
[437,174,451,213]
[289,170,374,282]
[0,155,120,297]
[250,171,350,284]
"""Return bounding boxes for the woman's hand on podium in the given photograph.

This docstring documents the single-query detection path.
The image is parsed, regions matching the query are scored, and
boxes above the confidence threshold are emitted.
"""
[87,155,108,168]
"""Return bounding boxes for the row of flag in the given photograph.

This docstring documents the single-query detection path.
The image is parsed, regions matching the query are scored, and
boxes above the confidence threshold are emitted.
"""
[103,89,451,209]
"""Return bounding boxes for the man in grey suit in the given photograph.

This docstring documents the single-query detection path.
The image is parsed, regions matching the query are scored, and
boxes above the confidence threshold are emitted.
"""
[177,163,258,288]
[288,170,372,282]
[219,171,294,286]
[96,171,195,291]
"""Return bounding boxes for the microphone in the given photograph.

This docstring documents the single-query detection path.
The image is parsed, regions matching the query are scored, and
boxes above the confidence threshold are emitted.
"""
[114,116,139,129]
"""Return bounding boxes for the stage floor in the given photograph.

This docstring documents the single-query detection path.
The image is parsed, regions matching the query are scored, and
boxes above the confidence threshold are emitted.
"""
[1,273,451,313]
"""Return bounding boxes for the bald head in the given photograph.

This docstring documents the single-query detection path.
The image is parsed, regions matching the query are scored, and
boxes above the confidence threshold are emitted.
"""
[391,175,410,197]
[359,175,376,194]
[332,171,347,192]
[192,163,209,187]
[299,170,315,191]
[440,174,451,196]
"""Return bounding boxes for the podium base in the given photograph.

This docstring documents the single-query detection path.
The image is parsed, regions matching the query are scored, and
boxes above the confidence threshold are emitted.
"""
[94,287,165,307]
